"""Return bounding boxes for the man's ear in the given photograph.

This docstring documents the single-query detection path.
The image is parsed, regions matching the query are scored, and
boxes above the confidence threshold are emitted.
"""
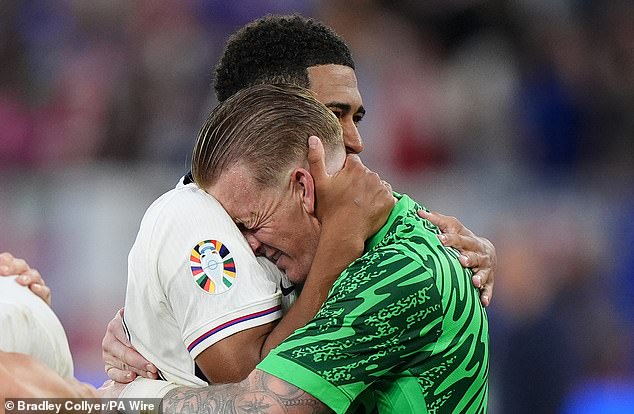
[291,167,316,215]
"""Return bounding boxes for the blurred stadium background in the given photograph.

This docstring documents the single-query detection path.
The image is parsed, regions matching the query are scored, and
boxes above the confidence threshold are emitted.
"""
[0,0,632,412]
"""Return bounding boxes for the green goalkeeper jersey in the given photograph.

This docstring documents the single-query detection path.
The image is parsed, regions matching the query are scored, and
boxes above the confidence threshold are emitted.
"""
[258,193,489,413]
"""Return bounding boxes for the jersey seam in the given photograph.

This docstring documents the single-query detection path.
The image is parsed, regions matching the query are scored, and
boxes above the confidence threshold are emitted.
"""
[145,184,200,306]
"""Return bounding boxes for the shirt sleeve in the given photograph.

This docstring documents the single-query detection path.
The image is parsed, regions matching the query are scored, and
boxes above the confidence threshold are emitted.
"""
[0,278,74,378]
[130,186,284,360]
[0,301,34,354]
[257,246,443,413]
[158,235,282,359]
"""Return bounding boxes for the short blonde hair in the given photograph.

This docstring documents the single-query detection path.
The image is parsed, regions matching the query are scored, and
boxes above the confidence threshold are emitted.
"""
[192,83,343,189]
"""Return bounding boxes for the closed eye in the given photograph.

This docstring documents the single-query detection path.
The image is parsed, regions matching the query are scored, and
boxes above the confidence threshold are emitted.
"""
[330,108,344,120]
[354,107,366,125]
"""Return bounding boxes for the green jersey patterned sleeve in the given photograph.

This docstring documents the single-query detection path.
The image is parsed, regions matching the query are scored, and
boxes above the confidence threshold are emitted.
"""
[258,194,489,414]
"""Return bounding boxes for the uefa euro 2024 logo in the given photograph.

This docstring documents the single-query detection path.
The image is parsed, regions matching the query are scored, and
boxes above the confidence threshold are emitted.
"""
[189,240,236,294]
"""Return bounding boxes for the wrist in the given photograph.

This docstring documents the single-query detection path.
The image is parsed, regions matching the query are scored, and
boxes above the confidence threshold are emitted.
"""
[120,377,179,399]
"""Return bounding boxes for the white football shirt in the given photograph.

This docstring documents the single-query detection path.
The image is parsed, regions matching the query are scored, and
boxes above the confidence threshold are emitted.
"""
[124,182,296,386]
[0,276,74,378]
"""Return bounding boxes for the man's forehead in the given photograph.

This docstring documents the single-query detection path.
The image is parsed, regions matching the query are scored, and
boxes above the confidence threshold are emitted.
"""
[307,64,363,109]
[208,166,255,218]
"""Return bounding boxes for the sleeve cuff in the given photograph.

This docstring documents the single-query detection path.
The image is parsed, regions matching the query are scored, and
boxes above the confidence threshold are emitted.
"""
[184,294,282,358]
[257,354,352,413]
[120,377,180,399]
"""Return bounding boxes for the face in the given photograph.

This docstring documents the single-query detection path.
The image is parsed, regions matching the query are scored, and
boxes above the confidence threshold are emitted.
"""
[307,64,365,155]
[208,165,321,284]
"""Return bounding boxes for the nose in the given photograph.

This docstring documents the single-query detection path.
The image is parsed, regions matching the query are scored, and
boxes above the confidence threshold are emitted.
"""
[343,121,364,154]
[243,232,263,255]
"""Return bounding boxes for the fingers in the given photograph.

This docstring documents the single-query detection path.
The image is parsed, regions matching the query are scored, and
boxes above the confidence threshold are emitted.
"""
[475,237,495,307]
[14,268,52,306]
[10,259,29,275]
[437,232,482,254]
[102,309,158,380]
[121,347,158,379]
[438,243,493,308]
[470,253,495,308]
[460,251,491,296]
[0,251,13,267]
[15,268,44,286]
[0,252,30,276]
[419,210,474,237]
[307,136,327,180]
[425,215,496,307]
[105,365,138,383]
[30,283,52,306]
[479,279,492,308]
[381,180,393,194]
[0,253,50,304]
[103,348,157,381]
[432,220,493,269]
[465,253,494,307]
[111,309,131,347]
[471,274,483,289]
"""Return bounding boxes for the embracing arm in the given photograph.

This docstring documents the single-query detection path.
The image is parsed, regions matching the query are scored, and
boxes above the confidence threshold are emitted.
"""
[103,137,393,384]
[163,369,330,414]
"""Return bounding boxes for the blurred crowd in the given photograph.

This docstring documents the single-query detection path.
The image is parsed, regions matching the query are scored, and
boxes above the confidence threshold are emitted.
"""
[0,0,632,412]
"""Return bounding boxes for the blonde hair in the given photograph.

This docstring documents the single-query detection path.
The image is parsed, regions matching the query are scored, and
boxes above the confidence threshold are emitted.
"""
[192,83,343,189]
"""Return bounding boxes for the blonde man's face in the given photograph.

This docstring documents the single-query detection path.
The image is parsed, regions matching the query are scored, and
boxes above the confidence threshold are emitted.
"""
[208,164,320,284]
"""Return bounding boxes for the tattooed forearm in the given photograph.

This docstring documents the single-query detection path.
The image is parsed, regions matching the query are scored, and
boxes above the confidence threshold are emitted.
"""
[162,369,331,414]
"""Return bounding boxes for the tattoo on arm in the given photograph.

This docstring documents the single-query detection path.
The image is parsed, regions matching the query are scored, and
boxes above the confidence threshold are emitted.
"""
[163,370,331,414]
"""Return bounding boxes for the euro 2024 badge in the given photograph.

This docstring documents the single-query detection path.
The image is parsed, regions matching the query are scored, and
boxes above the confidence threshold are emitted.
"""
[190,240,236,294]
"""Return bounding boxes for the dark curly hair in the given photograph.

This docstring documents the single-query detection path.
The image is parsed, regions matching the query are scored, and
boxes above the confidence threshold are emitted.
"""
[214,15,355,102]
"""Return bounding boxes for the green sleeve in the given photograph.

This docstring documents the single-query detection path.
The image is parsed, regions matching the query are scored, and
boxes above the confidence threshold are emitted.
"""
[258,246,443,412]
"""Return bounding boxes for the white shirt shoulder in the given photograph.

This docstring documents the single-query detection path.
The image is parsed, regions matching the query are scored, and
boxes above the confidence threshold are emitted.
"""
[125,183,295,386]
[0,277,74,378]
